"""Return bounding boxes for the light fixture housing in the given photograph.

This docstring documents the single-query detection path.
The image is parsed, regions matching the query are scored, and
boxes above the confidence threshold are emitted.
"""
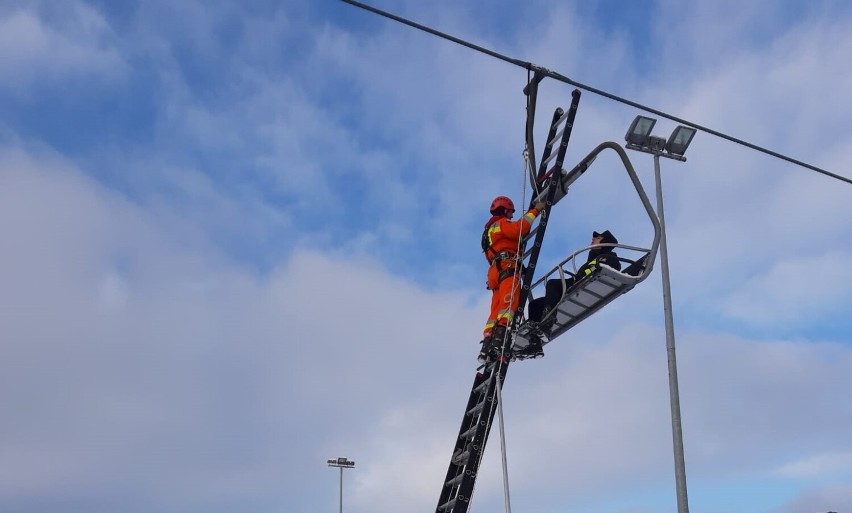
[665,126,697,156]
[649,135,667,153]
[328,457,356,468]
[625,115,657,146]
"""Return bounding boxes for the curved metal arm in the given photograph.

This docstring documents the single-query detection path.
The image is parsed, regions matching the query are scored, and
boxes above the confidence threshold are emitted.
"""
[524,71,544,194]
[534,141,661,284]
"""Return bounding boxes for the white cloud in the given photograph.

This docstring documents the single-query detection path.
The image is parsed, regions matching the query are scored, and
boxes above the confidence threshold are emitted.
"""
[0,2,125,94]
[719,251,852,327]
[2,1,852,513]
[3,139,852,513]
[339,321,852,513]
[0,142,481,509]
[609,7,852,335]
[773,483,852,513]
[775,452,852,478]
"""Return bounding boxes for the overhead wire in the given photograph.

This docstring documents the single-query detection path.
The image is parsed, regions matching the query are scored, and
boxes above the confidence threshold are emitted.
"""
[339,0,852,186]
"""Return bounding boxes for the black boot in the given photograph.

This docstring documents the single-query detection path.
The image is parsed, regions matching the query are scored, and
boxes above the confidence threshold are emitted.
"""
[518,334,544,359]
[478,333,496,363]
[490,325,509,356]
[477,337,491,364]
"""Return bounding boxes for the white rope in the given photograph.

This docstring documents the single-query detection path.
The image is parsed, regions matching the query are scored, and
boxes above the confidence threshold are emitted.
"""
[476,115,535,513]
[493,146,533,513]
[495,369,512,513]
[503,148,532,343]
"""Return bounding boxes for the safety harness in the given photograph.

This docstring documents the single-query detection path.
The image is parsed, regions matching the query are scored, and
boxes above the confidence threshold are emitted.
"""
[481,218,520,285]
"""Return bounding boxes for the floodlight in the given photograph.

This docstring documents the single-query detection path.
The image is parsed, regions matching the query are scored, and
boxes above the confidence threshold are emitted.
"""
[665,126,697,156]
[625,115,656,146]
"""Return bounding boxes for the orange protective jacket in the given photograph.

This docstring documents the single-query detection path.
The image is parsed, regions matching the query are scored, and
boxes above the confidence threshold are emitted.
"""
[483,208,540,287]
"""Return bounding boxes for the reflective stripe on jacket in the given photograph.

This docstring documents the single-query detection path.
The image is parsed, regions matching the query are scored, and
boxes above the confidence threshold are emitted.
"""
[482,208,540,264]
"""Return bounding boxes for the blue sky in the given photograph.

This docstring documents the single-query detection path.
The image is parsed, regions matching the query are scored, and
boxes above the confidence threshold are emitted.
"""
[1,1,852,513]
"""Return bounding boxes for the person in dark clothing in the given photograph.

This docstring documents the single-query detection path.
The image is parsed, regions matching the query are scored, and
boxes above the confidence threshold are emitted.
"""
[527,229,622,326]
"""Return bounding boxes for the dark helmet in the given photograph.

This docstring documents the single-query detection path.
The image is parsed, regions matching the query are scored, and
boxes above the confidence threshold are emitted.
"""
[592,230,618,246]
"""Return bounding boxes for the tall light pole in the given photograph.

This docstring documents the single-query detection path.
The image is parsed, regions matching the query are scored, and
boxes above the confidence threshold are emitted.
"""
[327,457,355,513]
[625,115,696,513]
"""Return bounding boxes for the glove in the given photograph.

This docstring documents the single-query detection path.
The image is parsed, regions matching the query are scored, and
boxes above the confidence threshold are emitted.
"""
[533,201,546,211]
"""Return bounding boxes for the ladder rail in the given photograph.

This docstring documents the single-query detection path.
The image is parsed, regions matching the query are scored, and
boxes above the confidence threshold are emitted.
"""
[512,89,583,338]
[435,370,490,511]
[452,359,510,512]
[435,92,584,513]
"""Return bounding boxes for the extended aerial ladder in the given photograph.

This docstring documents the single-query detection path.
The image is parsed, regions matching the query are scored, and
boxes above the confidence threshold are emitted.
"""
[436,77,664,512]
[434,86,582,513]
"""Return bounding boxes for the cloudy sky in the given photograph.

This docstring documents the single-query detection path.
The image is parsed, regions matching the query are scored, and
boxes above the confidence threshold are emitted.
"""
[2,1,851,512]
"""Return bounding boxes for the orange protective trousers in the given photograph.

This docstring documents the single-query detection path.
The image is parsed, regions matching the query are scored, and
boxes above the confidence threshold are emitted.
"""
[483,262,521,338]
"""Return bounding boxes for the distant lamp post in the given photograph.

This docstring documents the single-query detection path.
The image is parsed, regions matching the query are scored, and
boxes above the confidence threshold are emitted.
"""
[327,457,355,513]
[625,115,696,513]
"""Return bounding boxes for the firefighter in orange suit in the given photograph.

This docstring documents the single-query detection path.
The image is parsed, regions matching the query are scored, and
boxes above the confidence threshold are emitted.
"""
[479,196,545,361]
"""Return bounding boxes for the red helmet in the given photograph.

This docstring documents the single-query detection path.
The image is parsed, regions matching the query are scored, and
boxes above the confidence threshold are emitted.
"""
[489,196,515,215]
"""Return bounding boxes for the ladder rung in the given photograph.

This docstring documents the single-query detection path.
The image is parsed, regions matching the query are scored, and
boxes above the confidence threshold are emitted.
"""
[524,226,540,245]
[466,400,485,417]
[445,473,464,487]
[553,108,570,129]
[452,450,470,465]
[473,376,492,394]
[543,130,564,163]
[438,498,456,512]
[582,287,606,300]
[460,424,478,440]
